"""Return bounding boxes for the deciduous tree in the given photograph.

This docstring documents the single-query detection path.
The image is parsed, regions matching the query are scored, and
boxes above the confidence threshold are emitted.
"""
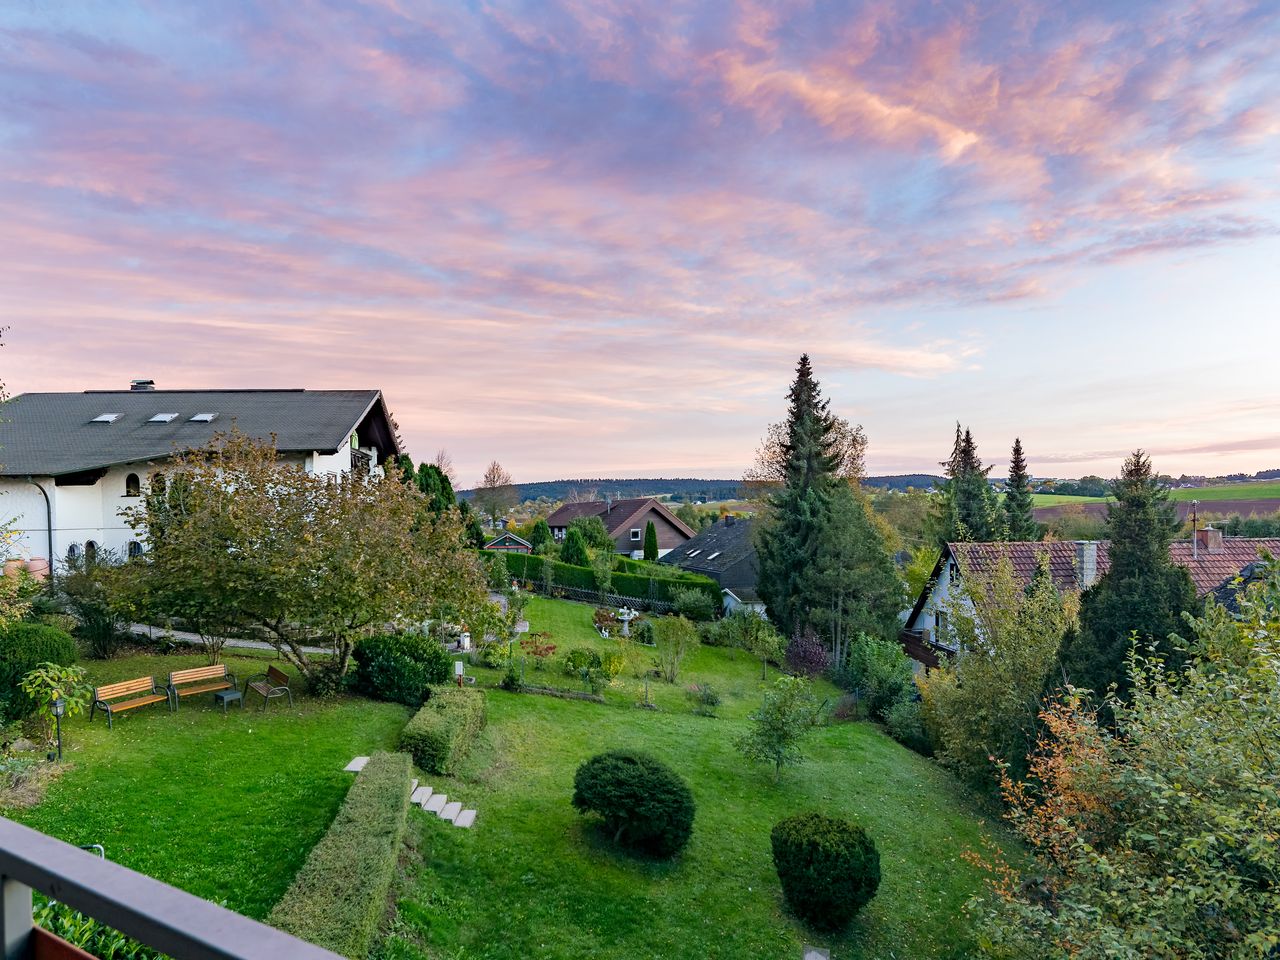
[737,675,820,782]
[473,460,517,525]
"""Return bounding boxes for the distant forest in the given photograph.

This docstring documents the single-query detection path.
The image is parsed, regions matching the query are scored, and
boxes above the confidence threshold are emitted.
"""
[459,474,945,503]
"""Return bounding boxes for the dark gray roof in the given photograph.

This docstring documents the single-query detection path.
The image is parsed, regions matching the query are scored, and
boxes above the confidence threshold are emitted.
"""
[660,517,755,576]
[0,389,397,476]
[1209,561,1268,614]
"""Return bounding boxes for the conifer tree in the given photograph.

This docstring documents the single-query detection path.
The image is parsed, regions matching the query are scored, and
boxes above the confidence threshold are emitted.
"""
[643,521,658,562]
[416,463,456,515]
[529,518,553,553]
[559,525,591,567]
[1058,450,1196,703]
[932,424,1004,544]
[756,355,842,637]
[1003,438,1039,541]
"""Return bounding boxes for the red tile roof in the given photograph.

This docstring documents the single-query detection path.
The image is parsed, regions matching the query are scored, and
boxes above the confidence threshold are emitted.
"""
[948,538,1280,596]
[545,498,695,538]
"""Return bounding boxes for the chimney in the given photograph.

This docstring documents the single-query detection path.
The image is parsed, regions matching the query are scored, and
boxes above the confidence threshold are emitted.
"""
[1196,526,1225,555]
[724,514,736,527]
[130,379,156,391]
[1074,540,1099,588]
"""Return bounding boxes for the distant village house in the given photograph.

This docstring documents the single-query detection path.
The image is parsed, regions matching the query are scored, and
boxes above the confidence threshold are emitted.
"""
[544,497,694,559]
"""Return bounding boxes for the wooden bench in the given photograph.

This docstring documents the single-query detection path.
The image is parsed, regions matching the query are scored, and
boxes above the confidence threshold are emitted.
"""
[167,664,237,710]
[90,677,168,729]
[244,665,293,710]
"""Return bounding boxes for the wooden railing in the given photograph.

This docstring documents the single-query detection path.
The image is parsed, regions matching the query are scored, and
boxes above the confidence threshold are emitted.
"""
[0,817,341,960]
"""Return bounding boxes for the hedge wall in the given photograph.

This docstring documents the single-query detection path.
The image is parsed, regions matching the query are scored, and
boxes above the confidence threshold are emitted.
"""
[496,552,719,608]
[398,686,487,775]
[269,752,412,959]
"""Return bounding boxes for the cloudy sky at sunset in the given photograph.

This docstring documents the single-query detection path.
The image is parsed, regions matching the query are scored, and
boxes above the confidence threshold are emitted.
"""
[3,1,1279,485]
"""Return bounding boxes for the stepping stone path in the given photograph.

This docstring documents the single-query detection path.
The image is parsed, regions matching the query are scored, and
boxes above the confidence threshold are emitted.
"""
[454,809,476,829]
[440,801,463,822]
[344,759,479,829]
[343,756,369,772]
[423,793,447,814]
[411,786,432,805]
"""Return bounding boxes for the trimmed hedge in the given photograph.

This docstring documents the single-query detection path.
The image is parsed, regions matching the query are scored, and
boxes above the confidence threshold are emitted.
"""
[771,812,881,931]
[269,752,412,959]
[496,551,719,608]
[0,622,77,722]
[398,686,487,775]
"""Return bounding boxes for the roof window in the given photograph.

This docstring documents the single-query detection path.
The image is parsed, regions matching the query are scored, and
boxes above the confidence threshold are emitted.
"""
[707,551,722,560]
[189,413,219,423]
[148,413,179,423]
[90,413,120,423]
[687,549,701,557]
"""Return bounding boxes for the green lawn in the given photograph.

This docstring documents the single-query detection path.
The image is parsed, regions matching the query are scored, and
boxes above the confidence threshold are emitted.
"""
[1029,492,1109,506]
[1166,480,1280,501]
[379,599,1012,960]
[6,649,408,920]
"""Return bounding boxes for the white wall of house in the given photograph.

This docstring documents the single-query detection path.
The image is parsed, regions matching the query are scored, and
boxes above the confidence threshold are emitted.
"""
[910,555,961,650]
[2,445,376,568]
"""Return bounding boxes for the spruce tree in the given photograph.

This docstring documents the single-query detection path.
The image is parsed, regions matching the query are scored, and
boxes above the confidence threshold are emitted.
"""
[643,521,658,562]
[1058,450,1196,703]
[529,518,553,553]
[560,526,591,567]
[1003,438,1039,541]
[756,355,842,637]
[416,463,456,515]
[932,424,1004,544]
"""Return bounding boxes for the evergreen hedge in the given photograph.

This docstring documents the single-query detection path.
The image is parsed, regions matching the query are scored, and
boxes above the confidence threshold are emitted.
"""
[0,622,78,722]
[398,686,487,775]
[496,552,719,607]
[268,752,412,959]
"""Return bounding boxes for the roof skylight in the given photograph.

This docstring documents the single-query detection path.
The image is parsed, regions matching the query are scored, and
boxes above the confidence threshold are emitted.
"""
[687,549,701,557]
[189,413,219,423]
[148,413,179,423]
[90,413,120,423]
[707,551,722,560]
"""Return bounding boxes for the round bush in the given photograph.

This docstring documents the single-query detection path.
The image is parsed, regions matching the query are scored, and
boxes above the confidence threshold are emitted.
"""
[771,812,880,930]
[352,632,452,706]
[0,622,77,722]
[571,750,695,857]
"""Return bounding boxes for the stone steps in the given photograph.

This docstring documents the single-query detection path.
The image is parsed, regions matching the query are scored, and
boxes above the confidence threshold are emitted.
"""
[345,759,477,828]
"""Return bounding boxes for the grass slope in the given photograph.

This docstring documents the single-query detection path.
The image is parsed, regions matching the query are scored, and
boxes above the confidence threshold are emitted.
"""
[8,649,407,919]
[379,599,1010,960]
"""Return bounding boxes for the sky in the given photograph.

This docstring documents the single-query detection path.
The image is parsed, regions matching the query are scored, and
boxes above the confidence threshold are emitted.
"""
[2,0,1279,485]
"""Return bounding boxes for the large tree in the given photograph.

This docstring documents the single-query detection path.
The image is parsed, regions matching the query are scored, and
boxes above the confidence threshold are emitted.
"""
[119,432,489,687]
[1057,450,1196,702]
[755,355,843,637]
[1003,437,1039,541]
[744,415,867,497]
[473,460,517,525]
[932,424,1005,544]
[416,462,457,515]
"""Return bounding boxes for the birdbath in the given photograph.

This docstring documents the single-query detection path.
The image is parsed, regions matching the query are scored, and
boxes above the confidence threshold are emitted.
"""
[618,606,637,638]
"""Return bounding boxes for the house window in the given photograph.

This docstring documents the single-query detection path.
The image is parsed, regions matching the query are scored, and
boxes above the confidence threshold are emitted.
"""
[66,543,82,562]
[127,541,143,559]
[124,473,141,497]
[630,528,642,542]
[84,541,98,565]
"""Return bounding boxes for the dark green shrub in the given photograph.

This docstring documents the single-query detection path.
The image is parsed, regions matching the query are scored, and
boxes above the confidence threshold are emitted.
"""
[0,622,77,722]
[353,632,452,707]
[57,552,127,659]
[398,686,486,774]
[269,752,412,958]
[771,813,881,930]
[34,900,161,959]
[571,750,694,857]
[671,585,717,622]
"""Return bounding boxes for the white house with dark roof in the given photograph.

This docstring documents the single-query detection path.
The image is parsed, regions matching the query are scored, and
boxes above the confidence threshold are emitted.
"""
[0,381,399,570]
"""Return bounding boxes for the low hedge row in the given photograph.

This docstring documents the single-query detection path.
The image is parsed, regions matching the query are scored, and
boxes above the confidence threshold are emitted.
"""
[269,752,412,959]
[498,552,720,606]
[398,686,487,775]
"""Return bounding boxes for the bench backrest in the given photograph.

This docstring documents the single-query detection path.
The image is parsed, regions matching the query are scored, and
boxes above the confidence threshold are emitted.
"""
[169,665,228,685]
[95,677,156,702]
[265,665,290,687]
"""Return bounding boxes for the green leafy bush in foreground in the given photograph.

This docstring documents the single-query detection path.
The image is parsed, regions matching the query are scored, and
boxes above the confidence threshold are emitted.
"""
[269,751,412,959]
[397,686,486,775]
[571,750,695,857]
[34,899,161,960]
[0,622,77,722]
[772,812,881,931]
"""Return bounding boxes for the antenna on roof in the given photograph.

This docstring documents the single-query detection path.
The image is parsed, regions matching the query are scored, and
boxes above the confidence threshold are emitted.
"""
[1192,499,1199,560]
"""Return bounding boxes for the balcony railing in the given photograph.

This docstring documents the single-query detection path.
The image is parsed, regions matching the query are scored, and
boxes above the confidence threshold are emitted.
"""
[0,817,341,960]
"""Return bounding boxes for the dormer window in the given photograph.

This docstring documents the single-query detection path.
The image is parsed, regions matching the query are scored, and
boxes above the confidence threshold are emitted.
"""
[90,413,120,423]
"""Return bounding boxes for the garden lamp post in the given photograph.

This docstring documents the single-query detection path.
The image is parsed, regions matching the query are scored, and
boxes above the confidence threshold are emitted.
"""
[52,696,66,762]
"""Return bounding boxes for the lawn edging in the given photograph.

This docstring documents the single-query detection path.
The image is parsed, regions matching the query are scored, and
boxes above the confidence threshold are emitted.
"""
[268,751,412,959]
[398,685,486,774]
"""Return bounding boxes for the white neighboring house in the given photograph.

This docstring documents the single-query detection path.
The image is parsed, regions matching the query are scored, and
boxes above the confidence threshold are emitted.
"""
[0,381,400,570]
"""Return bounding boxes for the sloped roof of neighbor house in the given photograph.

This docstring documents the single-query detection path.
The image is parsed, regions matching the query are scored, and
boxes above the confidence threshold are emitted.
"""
[0,388,398,476]
[545,498,695,538]
[660,517,755,576]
